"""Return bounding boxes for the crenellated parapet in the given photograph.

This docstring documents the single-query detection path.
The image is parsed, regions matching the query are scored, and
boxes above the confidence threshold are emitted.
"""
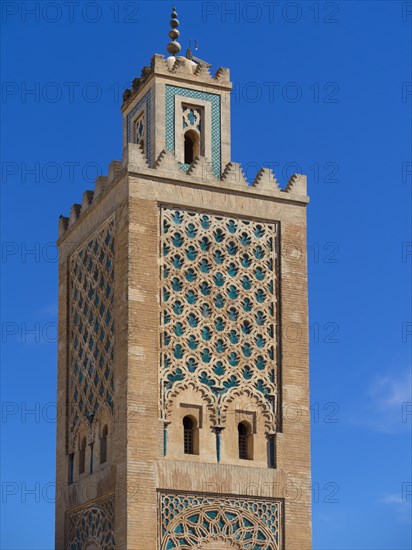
[58,145,307,238]
[58,160,122,238]
[121,144,307,198]
[122,53,231,111]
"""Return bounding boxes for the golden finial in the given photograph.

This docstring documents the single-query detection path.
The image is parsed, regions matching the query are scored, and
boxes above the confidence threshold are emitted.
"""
[166,5,181,55]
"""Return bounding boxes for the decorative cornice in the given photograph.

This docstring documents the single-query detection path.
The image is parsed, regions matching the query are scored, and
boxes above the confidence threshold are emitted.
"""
[58,145,308,240]
[121,54,231,112]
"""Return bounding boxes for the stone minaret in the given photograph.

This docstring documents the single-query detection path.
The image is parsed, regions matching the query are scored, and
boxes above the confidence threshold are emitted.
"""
[55,8,312,549]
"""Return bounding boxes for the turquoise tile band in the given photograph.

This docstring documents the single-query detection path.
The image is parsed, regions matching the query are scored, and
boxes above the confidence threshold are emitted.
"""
[127,89,152,165]
[165,85,221,178]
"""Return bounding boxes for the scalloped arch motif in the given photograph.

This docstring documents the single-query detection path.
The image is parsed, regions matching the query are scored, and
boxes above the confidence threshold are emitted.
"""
[160,208,278,429]
[68,217,115,447]
[159,492,282,549]
[68,495,115,549]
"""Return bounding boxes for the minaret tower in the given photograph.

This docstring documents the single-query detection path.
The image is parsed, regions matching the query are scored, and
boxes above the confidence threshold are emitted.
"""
[55,7,312,549]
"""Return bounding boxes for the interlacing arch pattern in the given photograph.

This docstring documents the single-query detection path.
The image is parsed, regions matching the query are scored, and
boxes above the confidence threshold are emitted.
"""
[160,208,278,428]
[221,385,275,431]
[159,492,282,549]
[68,495,115,549]
[68,217,115,447]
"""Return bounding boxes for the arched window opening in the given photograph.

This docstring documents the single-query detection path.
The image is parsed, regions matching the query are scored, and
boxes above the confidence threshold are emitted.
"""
[89,442,94,474]
[134,115,145,147]
[238,422,253,460]
[79,437,86,474]
[100,425,108,464]
[183,415,198,455]
[184,130,199,164]
[68,453,74,485]
[183,416,194,454]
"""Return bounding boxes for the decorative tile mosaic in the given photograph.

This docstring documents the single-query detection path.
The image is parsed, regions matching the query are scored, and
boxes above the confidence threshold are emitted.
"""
[165,85,221,178]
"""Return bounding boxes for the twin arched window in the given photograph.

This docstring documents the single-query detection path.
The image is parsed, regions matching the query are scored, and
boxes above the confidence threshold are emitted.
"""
[182,417,254,460]
[73,425,108,482]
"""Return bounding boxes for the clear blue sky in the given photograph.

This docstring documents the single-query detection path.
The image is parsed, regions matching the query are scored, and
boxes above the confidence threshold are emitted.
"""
[1,1,411,548]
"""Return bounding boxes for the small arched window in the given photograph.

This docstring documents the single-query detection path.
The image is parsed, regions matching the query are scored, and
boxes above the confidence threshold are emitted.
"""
[238,422,253,460]
[183,415,198,455]
[184,130,199,164]
[100,425,108,464]
[68,453,74,485]
[89,442,94,474]
[134,115,145,148]
[79,437,86,474]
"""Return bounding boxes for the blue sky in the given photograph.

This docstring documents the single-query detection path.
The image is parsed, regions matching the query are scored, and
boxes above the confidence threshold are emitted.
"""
[1,1,411,548]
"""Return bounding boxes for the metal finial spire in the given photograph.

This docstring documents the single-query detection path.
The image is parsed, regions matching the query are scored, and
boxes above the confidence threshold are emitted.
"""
[166,5,181,56]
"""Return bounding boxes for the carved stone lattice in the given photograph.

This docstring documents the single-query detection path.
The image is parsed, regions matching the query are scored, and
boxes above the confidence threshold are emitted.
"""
[182,104,202,131]
[68,218,115,446]
[159,492,282,549]
[160,208,278,429]
[68,495,115,549]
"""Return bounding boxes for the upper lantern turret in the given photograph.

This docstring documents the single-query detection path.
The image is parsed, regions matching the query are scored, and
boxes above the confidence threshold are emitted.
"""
[119,5,232,179]
[58,4,308,243]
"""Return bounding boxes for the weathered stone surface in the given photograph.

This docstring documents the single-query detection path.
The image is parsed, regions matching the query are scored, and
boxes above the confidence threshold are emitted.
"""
[56,49,311,550]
